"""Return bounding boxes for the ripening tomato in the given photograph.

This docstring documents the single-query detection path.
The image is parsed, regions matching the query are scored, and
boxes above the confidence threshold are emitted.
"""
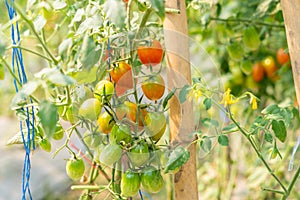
[145,112,166,142]
[94,80,114,102]
[121,170,141,197]
[252,62,265,82]
[137,40,163,66]
[128,142,150,167]
[78,98,102,121]
[111,62,134,96]
[141,75,165,100]
[276,48,290,66]
[66,158,85,181]
[261,56,278,80]
[110,123,132,144]
[97,112,115,134]
[117,101,147,126]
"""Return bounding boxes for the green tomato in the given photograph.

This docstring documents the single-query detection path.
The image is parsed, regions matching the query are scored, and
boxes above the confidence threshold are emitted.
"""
[39,138,51,152]
[52,123,64,140]
[100,143,122,166]
[121,170,141,197]
[83,131,102,149]
[78,98,102,121]
[145,112,166,142]
[94,80,114,102]
[66,158,85,181]
[65,105,79,124]
[128,142,150,167]
[141,167,164,193]
[226,42,244,61]
[243,26,260,51]
[110,123,132,144]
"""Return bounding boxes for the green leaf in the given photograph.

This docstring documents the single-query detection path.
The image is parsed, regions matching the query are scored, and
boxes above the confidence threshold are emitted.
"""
[261,104,280,115]
[179,84,191,103]
[264,132,273,143]
[35,68,76,86]
[201,118,219,127]
[79,35,101,70]
[218,135,229,146]
[73,66,98,84]
[271,120,287,143]
[11,81,41,109]
[58,38,72,55]
[222,123,237,132]
[52,0,67,10]
[104,0,126,29]
[0,63,5,80]
[76,15,103,35]
[163,88,176,109]
[240,60,252,75]
[164,146,190,174]
[150,0,165,20]
[242,26,260,51]
[200,136,212,153]
[227,42,244,61]
[37,101,58,139]
[203,98,212,110]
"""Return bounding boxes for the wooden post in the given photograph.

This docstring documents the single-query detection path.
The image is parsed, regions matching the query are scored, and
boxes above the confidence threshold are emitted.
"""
[281,0,300,107]
[164,0,198,199]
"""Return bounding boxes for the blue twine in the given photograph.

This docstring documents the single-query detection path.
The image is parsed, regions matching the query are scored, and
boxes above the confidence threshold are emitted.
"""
[5,1,35,199]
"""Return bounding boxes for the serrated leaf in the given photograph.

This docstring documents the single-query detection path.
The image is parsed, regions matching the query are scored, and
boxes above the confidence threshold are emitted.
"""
[6,129,34,145]
[200,136,212,153]
[79,35,101,70]
[179,84,191,103]
[37,101,58,139]
[261,104,280,115]
[203,98,212,110]
[104,0,126,29]
[272,120,287,143]
[150,0,165,20]
[164,146,190,174]
[34,15,47,32]
[163,88,176,109]
[218,135,229,146]
[35,68,76,86]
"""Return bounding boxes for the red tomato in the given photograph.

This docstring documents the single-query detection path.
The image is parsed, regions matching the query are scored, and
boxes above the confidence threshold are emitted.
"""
[276,48,290,66]
[137,40,163,66]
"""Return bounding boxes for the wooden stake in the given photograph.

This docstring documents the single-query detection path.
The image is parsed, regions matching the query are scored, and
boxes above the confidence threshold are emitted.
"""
[164,0,198,199]
[281,0,300,108]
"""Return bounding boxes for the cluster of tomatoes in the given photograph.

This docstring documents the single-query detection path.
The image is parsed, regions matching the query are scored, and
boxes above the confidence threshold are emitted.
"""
[63,39,168,197]
[251,48,290,83]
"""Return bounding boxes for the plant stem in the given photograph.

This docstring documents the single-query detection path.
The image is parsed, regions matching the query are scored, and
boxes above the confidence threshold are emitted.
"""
[10,45,53,62]
[209,17,285,28]
[262,188,285,195]
[14,3,59,65]
[228,108,288,194]
[281,165,300,200]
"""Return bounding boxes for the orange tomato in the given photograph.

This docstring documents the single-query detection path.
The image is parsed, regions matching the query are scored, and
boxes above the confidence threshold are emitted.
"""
[116,101,147,126]
[252,62,265,82]
[141,75,165,100]
[97,112,115,134]
[276,48,290,66]
[137,40,163,66]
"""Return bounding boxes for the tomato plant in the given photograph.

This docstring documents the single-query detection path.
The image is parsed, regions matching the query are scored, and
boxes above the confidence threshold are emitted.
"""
[252,62,265,82]
[78,98,102,121]
[145,112,167,142]
[121,170,141,197]
[141,167,164,193]
[276,48,290,66]
[97,111,115,134]
[66,158,85,181]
